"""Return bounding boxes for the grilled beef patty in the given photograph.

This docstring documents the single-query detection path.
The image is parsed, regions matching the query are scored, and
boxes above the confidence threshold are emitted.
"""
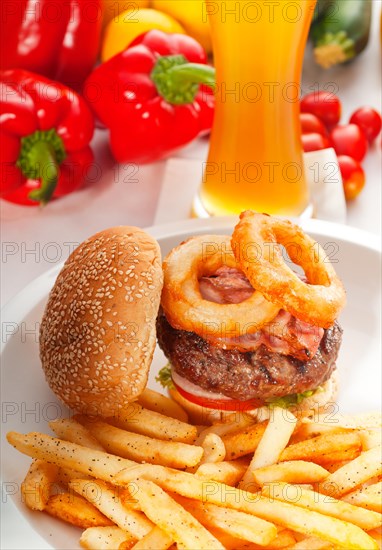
[157,311,342,401]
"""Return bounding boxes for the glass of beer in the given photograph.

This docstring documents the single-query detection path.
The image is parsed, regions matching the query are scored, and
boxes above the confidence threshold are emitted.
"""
[194,0,316,217]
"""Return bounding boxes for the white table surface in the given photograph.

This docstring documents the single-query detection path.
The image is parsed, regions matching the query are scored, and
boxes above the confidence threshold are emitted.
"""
[1,6,381,548]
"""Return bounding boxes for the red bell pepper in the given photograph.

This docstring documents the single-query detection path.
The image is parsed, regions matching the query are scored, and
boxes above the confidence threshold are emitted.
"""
[0,0,102,90]
[85,30,215,164]
[1,70,94,206]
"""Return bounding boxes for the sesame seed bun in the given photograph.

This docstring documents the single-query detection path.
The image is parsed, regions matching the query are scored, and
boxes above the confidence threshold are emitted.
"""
[39,226,163,417]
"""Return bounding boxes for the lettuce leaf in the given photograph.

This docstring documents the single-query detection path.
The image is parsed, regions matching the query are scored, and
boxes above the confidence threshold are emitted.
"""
[156,364,174,389]
[266,388,321,409]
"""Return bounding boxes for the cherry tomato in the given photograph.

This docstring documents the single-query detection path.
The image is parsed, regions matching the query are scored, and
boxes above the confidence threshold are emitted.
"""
[173,381,264,412]
[330,124,368,162]
[300,113,327,136]
[301,133,331,153]
[337,155,365,200]
[300,91,341,128]
[350,107,382,143]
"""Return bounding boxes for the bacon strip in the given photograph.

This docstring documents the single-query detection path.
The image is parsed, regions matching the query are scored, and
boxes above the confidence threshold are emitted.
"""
[199,267,324,360]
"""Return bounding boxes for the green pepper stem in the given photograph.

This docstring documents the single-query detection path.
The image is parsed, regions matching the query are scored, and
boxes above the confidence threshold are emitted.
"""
[16,129,66,204]
[151,55,216,105]
[166,63,216,90]
[27,142,59,205]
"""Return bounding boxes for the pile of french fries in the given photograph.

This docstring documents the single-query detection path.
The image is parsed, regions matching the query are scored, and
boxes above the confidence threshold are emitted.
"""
[7,387,382,549]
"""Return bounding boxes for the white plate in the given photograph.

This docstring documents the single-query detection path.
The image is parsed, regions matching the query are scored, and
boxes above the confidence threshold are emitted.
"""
[1,217,381,550]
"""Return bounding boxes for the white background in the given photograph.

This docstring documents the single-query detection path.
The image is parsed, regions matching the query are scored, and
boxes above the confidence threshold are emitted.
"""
[1,3,382,548]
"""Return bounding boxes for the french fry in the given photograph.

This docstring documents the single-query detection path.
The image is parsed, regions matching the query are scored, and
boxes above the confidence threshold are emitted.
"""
[259,529,297,549]
[174,494,280,545]
[80,526,136,549]
[49,418,105,451]
[322,459,355,474]
[118,486,142,511]
[195,425,209,435]
[56,467,92,488]
[137,388,188,422]
[199,433,226,464]
[239,408,297,489]
[77,417,203,468]
[196,459,249,486]
[359,430,382,451]
[302,412,382,431]
[70,478,153,539]
[319,446,382,498]
[342,482,382,513]
[7,398,382,550]
[197,529,241,550]
[207,527,296,550]
[197,414,255,440]
[252,408,297,469]
[222,421,267,460]
[200,529,244,550]
[367,528,382,546]
[45,493,113,528]
[262,482,382,531]
[216,411,255,424]
[293,484,314,491]
[287,536,333,549]
[279,432,362,464]
[119,542,136,550]
[316,447,362,465]
[115,465,378,548]
[132,479,225,549]
[291,422,348,443]
[106,403,197,444]
[188,432,226,474]
[127,526,173,550]
[253,461,329,486]
[7,432,137,480]
[21,459,58,511]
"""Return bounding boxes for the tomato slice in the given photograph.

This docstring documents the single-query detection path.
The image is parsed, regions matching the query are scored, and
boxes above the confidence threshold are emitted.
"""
[173,380,264,412]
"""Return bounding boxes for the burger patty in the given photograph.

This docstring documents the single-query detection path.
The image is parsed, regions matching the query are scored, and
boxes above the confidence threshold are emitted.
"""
[157,312,343,401]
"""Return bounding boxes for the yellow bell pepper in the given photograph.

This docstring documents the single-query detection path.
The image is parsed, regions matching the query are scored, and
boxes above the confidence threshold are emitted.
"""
[101,8,185,61]
[102,0,150,27]
[151,0,212,54]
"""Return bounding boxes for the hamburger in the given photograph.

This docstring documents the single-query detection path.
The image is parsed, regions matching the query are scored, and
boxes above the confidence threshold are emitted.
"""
[156,212,346,422]
[39,213,345,423]
[39,226,163,417]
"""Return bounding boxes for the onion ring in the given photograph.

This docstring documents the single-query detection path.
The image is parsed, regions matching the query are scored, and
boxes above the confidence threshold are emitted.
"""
[161,235,280,339]
[231,211,346,328]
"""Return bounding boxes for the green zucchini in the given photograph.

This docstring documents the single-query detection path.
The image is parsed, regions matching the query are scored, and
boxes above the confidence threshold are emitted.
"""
[312,0,333,24]
[310,0,372,69]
